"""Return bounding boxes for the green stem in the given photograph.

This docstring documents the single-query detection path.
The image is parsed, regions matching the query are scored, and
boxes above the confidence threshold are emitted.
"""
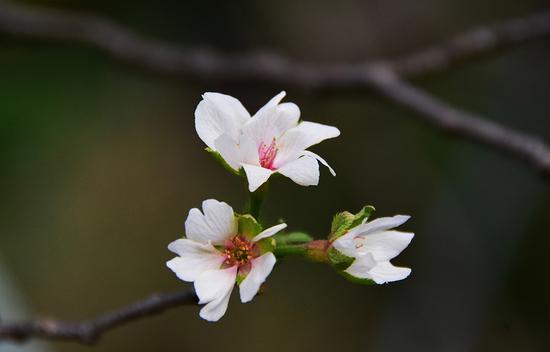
[244,182,269,219]
[274,239,330,262]
[273,244,307,258]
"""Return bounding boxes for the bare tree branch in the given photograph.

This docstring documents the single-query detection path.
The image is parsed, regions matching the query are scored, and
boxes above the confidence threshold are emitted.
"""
[366,66,550,177]
[0,1,549,82]
[0,290,197,344]
[0,1,549,178]
[0,2,548,345]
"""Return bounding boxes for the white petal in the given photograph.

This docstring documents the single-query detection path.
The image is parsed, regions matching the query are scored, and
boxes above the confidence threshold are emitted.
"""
[214,134,241,170]
[194,266,237,305]
[199,284,233,322]
[254,91,286,116]
[238,134,261,165]
[302,150,336,176]
[252,223,287,242]
[358,230,414,261]
[242,164,274,192]
[344,253,378,279]
[166,239,224,282]
[277,155,319,187]
[244,92,300,146]
[239,252,277,303]
[367,261,412,284]
[278,121,339,152]
[336,215,411,246]
[184,200,236,244]
[357,215,411,236]
[195,92,250,149]
[195,266,237,322]
[332,226,364,257]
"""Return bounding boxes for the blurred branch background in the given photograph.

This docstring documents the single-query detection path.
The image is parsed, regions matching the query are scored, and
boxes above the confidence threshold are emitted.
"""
[0,0,549,351]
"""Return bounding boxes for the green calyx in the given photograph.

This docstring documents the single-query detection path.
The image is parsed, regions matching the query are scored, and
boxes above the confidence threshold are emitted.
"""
[327,247,355,271]
[205,148,244,177]
[236,214,276,253]
[329,205,375,241]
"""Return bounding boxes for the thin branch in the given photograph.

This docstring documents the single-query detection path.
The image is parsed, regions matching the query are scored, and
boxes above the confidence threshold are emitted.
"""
[0,2,549,83]
[365,66,550,177]
[0,1,549,177]
[0,3,548,345]
[0,290,197,345]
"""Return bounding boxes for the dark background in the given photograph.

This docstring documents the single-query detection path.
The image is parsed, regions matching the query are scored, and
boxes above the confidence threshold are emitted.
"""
[1,0,550,351]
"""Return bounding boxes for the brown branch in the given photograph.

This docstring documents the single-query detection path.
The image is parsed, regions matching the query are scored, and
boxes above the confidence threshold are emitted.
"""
[0,1,549,178]
[365,66,550,177]
[0,3,548,345]
[0,2,549,84]
[0,290,197,345]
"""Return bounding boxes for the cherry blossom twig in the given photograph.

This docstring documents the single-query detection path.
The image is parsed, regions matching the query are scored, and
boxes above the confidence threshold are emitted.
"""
[365,65,550,177]
[0,290,197,345]
[0,1,549,177]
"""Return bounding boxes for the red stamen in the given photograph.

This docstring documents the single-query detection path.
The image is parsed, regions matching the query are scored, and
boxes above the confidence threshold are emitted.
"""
[223,236,257,268]
[258,138,278,169]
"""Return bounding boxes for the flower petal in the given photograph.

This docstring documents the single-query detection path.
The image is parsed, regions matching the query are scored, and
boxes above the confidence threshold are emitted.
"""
[336,215,411,246]
[242,164,274,192]
[194,266,237,305]
[367,261,412,284]
[166,239,224,282]
[344,253,378,279]
[302,150,336,176]
[332,225,363,257]
[278,121,340,156]
[239,252,277,303]
[243,92,300,146]
[357,215,411,235]
[214,134,241,171]
[358,230,414,261]
[195,92,250,150]
[185,200,236,244]
[277,155,319,187]
[199,284,233,322]
[195,266,238,322]
[252,223,287,242]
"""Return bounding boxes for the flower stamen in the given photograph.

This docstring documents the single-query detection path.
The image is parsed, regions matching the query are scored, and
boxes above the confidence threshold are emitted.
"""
[224,236,256,267]
[258,138,278,169]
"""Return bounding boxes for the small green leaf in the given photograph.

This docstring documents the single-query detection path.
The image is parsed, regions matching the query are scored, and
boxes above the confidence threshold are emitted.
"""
[205,147,243,176]
[329,211,354,240]
[237,214,262,239]
[327,247,355,271]
[328,205,376,240]
[350,205,376,228]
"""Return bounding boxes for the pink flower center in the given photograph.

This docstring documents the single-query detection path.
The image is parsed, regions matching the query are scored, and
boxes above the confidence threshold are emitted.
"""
[223,236,258,270]
[258,138,278,169]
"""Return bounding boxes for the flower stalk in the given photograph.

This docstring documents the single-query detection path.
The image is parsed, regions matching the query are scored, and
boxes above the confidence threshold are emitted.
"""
[244,182,269,219]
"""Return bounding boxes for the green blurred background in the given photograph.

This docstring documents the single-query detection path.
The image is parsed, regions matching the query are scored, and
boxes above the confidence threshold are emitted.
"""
[1,0,550,351]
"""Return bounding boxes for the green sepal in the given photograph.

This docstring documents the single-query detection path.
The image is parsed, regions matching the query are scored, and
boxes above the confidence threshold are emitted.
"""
[327,247,355,271]
[328,205,376,240]
[329,211,354,240]
[350,205,376,228]
[236,271,246,285]
[339,271,376,285]
[205,147,244,177]
[237,214,262,240]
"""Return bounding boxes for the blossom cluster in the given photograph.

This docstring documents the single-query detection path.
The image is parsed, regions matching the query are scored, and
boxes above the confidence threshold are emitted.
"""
[167,92,414,321]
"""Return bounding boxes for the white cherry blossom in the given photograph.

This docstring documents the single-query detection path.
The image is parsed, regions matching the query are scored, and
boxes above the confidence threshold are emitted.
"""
[332,215,414,284]
[166,199,286,321]
[195,91,340,192]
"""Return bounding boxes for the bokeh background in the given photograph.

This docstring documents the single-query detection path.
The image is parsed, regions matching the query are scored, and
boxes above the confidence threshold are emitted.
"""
[1,0,550,351]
